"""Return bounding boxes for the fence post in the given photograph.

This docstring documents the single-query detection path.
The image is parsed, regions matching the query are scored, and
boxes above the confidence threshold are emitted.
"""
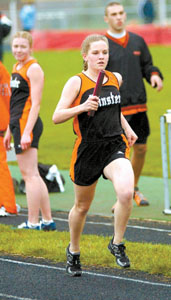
[160,112,171,214]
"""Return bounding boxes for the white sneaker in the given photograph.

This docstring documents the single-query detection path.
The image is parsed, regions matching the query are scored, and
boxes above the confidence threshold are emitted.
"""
[0,205,20,217]
[0,207,9,217]
[17,221,40,230]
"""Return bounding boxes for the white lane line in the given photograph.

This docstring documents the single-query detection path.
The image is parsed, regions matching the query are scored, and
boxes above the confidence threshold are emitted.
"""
[0,258,170,288]
[127,225,171,233]
[88,221,171,233]
[0,293,37,300]
[19,213,171,233]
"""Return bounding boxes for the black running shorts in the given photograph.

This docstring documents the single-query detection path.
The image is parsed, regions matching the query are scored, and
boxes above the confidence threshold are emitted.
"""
[125,112,150,144]
[10,117,43,154]
[70,134,129,186]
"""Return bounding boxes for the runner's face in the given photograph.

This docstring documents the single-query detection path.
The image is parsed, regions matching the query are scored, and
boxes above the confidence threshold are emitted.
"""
[84,40,109,71]
[12,38,31,62]
[104,5,126,33]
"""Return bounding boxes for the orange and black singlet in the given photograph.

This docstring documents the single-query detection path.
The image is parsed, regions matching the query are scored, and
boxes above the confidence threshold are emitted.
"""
[9,59,43,154]
[71,70,123,141]
[10,59,37,123]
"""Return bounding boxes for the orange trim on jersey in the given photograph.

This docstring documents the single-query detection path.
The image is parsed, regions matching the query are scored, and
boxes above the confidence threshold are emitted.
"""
[73,116,82,139]
[71,70,119,138]
[12,59,37,80]
[12,59,37,141]
[19,119,33,143]
[105,32,129,48]
[105,70,120,90]
[121,104,147,116]
[121,134,130,159]
[12,59,37,121]
[0,62,11,130]
[70,137,82,182]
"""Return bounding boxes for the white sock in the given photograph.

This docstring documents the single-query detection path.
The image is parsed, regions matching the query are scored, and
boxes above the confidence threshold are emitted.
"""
[27,221,40,228]
[69,246,80,255]
[42,219,53,225]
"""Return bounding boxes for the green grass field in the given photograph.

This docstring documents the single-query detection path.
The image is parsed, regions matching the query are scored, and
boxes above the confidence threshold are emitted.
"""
[4,45,171,177]
[0,225,170,277]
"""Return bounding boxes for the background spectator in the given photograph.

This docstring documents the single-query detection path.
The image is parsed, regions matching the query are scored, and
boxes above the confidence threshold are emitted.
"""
[104,2,163,210]
[19,0,36,32]
[4,31,56,230]
[138,0,155,24]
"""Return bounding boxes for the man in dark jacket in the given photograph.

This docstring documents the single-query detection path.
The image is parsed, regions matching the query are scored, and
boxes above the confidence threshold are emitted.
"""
[0,12,12,61]
[104,2,163,209]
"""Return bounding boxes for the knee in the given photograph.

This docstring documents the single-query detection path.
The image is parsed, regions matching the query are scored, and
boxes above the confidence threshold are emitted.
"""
[134,144,147,156]
[75,204,89,216]
[20,168,39,182]
[118,189,133,206]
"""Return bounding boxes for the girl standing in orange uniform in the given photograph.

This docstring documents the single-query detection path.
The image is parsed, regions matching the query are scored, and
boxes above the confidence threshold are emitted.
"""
[4,31,56,230]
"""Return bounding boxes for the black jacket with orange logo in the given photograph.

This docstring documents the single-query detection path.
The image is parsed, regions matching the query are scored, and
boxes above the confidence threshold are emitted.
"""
[106,31,163,116]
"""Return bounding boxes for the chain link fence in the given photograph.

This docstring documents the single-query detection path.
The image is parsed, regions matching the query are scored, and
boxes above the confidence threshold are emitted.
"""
[1,0,171,32]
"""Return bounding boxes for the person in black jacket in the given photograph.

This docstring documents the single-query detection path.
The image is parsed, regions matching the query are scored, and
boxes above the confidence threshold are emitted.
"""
[104,2,163,210]
[0,12,12,61]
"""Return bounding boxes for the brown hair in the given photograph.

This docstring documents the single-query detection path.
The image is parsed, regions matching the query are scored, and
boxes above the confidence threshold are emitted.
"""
[12,31,33,48]
[105,2,123,16]
[81,34,109,71]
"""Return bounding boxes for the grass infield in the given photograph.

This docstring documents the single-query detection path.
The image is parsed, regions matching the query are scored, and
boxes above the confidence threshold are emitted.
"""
[0,225,170,278]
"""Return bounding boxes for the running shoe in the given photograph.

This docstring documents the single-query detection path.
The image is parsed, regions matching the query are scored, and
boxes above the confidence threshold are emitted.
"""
[134,187,149,206]
[66,244,82,276]
[40,220,56,231]
[0,204,21,217]
[0,207,8,217]
[108,238,130,268]
[17,221,40,230]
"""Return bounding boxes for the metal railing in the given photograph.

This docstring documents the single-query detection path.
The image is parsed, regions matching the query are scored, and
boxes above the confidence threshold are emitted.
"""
[160,110,171,215]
